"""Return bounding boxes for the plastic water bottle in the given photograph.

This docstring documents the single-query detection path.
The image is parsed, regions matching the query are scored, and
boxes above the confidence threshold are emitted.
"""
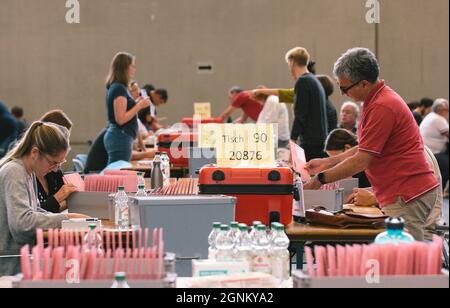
[251,224,272,274]
[270,223,290,281]
[137,172,146,190]
[111,272,130,288]
[228,222,239,243]
[249,221,262,240]
[208,222,222,259]
[235,224,252,263]
[160,152,171,185]
[215,225,234,261]
[130,185,146,230]
[114,186,129,230]
[375,217,415,244]
[151,152,164,190]
[83,224,103,256]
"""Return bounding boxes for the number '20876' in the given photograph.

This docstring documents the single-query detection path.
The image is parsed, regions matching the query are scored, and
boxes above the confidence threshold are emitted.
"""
[229,151,263,161]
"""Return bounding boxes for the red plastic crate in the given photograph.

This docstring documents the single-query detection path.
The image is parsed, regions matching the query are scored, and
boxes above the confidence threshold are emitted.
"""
[157,132,197,167]
[198,165,294,226]
[181,117,223,128]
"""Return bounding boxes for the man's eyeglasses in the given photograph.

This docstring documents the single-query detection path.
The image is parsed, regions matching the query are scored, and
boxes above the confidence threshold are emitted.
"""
[340,80,362,95]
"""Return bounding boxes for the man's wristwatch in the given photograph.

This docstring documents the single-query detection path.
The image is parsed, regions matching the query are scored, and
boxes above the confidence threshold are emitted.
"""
[317,172,327,185]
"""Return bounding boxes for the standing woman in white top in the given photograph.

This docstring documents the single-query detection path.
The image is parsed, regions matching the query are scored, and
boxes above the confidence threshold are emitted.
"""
[0,121,86,276]
[255,93,290,148]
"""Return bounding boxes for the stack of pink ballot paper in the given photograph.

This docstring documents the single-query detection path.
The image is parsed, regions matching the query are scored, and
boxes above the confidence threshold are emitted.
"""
[20,228,166,281]
[64,171,139,193]
[320,182,341,191]
[150,178,199,196]
[304,235,444,278]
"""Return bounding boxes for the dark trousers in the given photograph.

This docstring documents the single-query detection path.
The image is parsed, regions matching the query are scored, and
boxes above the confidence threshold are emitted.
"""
[435,145,449,188]
[302,144,328,161]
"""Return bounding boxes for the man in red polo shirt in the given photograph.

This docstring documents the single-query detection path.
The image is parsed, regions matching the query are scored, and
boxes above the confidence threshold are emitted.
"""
[304,48,439,241]
[219,87,263,123]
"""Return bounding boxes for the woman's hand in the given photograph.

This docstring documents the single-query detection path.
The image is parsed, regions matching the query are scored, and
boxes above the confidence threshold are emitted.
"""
[54,184,78,204]
[67,213,91,219]
[137,97,151,110]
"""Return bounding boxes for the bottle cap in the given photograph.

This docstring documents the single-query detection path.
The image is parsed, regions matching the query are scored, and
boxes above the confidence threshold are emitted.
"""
[385,217,405,231]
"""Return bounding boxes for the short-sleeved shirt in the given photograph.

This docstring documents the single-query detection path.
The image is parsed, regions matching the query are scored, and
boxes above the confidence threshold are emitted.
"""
[420,112,449,154]
[358,80,439,208]
[231,92,263,122]
[106,82,138,139]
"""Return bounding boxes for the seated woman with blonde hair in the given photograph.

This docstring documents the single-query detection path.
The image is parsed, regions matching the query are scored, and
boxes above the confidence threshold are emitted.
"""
[0,121,87,276]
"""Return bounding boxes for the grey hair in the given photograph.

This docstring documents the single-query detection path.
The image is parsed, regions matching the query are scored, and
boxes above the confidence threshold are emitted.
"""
[333,48,380,84]
[341,101,361,118]
[229,86,243,95]
[432,98,449,114]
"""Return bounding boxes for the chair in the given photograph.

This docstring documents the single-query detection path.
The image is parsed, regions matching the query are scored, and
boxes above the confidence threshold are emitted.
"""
[72,154,88,173]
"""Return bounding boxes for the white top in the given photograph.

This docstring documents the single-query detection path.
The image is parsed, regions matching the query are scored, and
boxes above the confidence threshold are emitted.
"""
[420,112,449,154]
[257,95,290,141]
[137,119,148,137]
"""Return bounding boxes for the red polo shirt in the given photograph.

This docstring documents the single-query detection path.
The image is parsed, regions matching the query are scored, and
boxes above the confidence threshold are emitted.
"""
[358,81,439,208]
[231,92,263,122]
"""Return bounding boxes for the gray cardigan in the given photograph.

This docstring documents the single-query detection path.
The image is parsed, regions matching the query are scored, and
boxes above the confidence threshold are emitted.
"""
[0,159,67,276]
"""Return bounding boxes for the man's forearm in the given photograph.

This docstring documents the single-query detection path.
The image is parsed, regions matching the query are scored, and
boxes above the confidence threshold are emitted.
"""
[323,150,371,184]
[328,146,359,167]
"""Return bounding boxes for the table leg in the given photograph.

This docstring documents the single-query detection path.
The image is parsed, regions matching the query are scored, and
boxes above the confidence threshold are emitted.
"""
[289,241,306,271]
[296,242,305,271]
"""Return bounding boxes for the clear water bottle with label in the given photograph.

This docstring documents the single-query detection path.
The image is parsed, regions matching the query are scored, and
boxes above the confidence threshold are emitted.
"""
[208,222,222,259]
[249,221,262,240]
[228,221,239,243]
[160,152,171,185]
[137,172,145,190]
[270,223,290,281]
[151,152,164,190]
[235,224,252,263]
[293,176,306,222]
[114,186,129,230]
[83,224,103,256]
[375,217,415,244]
[215,224,234,261]
[111,272,130,288]
[251,224,272,274]
[130,185,146,230]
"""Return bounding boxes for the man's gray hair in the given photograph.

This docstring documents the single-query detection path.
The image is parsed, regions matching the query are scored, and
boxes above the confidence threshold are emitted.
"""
[333,48,380,84]
[229,86,243,95]
[341,101,361,118]
[432,98,449,114]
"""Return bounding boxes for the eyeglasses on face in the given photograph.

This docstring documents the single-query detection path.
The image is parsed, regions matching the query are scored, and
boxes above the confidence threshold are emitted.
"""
[340,80,362,95]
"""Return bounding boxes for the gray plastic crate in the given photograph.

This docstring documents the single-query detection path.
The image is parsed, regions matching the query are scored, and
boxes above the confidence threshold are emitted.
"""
[303,188,345,212]
[292,270,449,288]
[67,192,111,220]
[189,147,216,178]
[131,195,236,277]
[12,273,177,288]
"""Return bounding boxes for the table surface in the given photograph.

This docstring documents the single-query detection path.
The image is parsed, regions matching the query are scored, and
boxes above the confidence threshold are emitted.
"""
[285,222,384,242]
[122,161,188,172]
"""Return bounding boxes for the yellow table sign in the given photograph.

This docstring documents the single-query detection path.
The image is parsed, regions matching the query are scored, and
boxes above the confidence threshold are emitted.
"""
[198,124,277,167]
[194,102,212,119]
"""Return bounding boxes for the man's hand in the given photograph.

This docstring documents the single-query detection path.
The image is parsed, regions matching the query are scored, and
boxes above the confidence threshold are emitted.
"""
[305,158,332,175]
[303,175,322,190]
[346,188,379,207]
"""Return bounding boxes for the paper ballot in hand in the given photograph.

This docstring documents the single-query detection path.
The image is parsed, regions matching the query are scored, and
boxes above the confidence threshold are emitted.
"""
[289,140,311,181]
[63,173,85,191]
